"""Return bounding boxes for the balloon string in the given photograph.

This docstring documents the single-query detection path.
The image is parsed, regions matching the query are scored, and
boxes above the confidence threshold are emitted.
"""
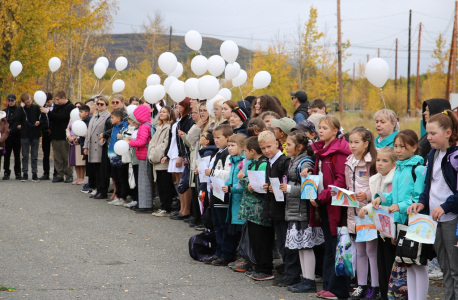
[220,79,226,88]
[380,88,386,109]
[108,92,115,101]
[247,88,255,96]
[139,95,144,101]
[11,79,15,93]
[98,71,118,95]
[238,86,244,100]
[92,80,98,94]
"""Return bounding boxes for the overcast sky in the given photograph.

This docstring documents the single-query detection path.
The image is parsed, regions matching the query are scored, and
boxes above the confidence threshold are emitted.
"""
[112,0,453,78]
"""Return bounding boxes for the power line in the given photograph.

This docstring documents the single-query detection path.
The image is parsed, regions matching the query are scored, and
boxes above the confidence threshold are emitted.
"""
[342,12,406,22]
[412,11,451,21]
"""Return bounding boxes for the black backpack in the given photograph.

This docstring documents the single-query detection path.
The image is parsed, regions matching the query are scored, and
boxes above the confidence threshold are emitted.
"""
[188,230,217,261]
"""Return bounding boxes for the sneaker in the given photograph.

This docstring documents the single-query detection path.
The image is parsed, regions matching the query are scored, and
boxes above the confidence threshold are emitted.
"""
[124,201,138,208]
[170,211,180,217]
[114,199,127,206]
[32,173,40,182]
[250,272,275,281]
[315,275,323,283]
[107,198,121,205]
[2,174,9,180]
[350,285,367,299]
[428,266,443,280]
[211,257,229,266]
[228,258,244,269]
[288,278,317,293]
[364,286,379,299]
[15,174,22,180]
[39,174,50,180]
[234,259,251,272]
[81,187,93,193]
[195,225,206,231]
[202,255,219,264]
[316,290,327,297]
[245,270,256,277]
[321,291,338,299]
[91,190,97,195]
[151,209,164,216]
[273,277,301,287]
[21,173,28,182]
[153,210,171,217]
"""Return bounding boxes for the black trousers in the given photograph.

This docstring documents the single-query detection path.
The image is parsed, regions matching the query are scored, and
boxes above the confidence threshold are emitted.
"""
[320,205,350,299]
[111,164,129,200]
[273,219,301,280]
[42,134,53,175]
[156,170,175,212]
[3,134,21,176]
[190,183,201,223]
[92,162,109,196]
[313,243,325,277]
[130,164,139,201]
[377,233,396,300]
[247,221,275,274]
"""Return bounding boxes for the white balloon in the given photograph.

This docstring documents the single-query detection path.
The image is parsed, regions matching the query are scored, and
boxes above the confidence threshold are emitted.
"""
[220,40,239,63]
[168,81,187,103]
[232,70,247,87]
[158,52,178,75]
[72,120,87,136]
[147,74,161,86]
[112,79,125,93]
[94,62,107,79]
[70,108,81,122]
[191,55,208,76]
[49,57,61,73]
[33,91,47,107]
[10,61,22,78]
[96,57,109,68]
[164,76,178,93]
[170,62,183,78]
[253,71,272,89]
[144,85,166,104]
[207,55,226,77]
[114,140,130,155]
[218,88,232,100]
[115,56,128,71]
[185,30,203,51]
[225,62,241,80]
[198,75,220,100]
[365,58,390,88]
[127,105,137,115]
[184,78,201,99]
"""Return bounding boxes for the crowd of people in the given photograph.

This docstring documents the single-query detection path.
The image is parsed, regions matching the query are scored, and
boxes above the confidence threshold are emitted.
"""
[0,90,456,300]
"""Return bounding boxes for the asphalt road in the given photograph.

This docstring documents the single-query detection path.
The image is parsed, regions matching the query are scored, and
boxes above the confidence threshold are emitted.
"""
[0,159,447,299]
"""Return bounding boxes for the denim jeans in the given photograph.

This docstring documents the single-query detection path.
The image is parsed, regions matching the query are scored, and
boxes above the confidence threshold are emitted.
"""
[211,207,239,260]
[21,138,39,174]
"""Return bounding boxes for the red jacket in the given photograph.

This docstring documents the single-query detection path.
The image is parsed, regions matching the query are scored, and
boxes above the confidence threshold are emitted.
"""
[129,105,151,161]
[310,138,351,236]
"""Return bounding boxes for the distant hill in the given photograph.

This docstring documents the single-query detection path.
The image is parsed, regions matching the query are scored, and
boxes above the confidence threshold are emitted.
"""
[100,33,254,70]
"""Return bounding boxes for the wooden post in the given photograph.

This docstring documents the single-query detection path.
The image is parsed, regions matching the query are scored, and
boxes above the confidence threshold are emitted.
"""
[167,26,172,103]
[337,0,344,119]
[446,1,457,100]
[452,3,458,94]
[415,23,422,115]
[407,10,412,116]
[378,48,380,58]
[353,62,355,110]
[395,38,398,91]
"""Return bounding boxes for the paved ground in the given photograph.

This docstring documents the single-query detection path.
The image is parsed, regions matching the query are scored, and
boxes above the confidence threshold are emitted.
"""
[0,159,447,299]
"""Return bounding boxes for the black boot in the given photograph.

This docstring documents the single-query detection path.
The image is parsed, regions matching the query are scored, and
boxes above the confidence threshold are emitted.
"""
[2,172,10,180]
[39,173,50,180]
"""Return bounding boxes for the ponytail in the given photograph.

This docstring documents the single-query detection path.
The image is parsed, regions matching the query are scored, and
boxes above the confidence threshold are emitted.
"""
[428,109,458,146]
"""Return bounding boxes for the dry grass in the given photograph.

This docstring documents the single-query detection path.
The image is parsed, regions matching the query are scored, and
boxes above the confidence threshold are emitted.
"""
[329,112,422,136]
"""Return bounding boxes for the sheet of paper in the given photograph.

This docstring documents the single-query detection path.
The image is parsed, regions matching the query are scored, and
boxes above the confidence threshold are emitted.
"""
[301,175,320,200]
[197,156,210,182]
[329,185,359,208]
[371,205,396,238]
[247,170,266,194]
[209,176,225,201]
[269,177,284,202]
[355,215,377,242]
[405,213,438,244]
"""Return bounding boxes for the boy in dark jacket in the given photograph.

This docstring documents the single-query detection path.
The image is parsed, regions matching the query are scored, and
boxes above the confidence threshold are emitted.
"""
[2,93,22,180]
[203,124,234,266]
[259,130,300,286]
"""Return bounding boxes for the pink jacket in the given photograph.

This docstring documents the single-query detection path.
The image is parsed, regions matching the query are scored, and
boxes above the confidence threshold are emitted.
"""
[345,152,373,234]
[129,105,152,161]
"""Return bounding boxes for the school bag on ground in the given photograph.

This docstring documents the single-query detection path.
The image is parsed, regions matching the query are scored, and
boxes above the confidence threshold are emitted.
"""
[188,230,217,262]
[335,226,356,277]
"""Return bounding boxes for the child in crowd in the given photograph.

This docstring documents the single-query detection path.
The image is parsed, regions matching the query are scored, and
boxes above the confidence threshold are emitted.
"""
[300,115,351,299]
[246,117,266,137]
[237,137,272,278]
[409,110,458,300]
[280,131,323,293]
[259,131,299,285]
[149,106,176,217]
[121,113,140,208]
[203,124,234,266]
[359,147,397,300]
[373,130,426,300]
[339,127,379,299]
[308,98,327,116]
[291,120,318,144]
[271,117,297,156]
[107,110,129,206]
[260,111,280,128]
[76,105,92,186]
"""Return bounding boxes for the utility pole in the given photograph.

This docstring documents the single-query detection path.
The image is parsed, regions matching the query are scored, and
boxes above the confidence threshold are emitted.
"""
[446,1,457,100]
[366,54,369,107]
[378,48,380,58]
[337,0,344,120]
[167,26,173,103]
[452,2,458,94]
[353,63,355,110]
[407,10,412,117]
[415,23,422,115]
[395,38,398,91]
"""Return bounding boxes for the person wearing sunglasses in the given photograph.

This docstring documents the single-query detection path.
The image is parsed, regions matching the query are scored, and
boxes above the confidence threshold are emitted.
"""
[2,94,22,180]
[290,90,309,123]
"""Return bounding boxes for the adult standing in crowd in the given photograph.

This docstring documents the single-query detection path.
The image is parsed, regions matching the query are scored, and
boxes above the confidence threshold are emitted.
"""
[0,111,9,171]
[251,94,285,119]
[419,98,451,159]
[2,94,21,180]
[290,91,309,123]
[373,109,399,149]
[40,93,55,180]
[19,93,46,182]
[40,91,74,183]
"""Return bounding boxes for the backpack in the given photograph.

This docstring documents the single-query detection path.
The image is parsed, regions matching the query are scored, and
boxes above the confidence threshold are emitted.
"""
[295,157,315,183]
[188,230,217,261]
[250,156,269,171]
[411,162,422,182]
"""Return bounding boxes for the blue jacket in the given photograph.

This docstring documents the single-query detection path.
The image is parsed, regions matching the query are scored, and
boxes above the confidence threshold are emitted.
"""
[108,120,128,167]
[375,130,399,149]
[419,147,458,215]
[226,154,246,225]
[375,155,426,224]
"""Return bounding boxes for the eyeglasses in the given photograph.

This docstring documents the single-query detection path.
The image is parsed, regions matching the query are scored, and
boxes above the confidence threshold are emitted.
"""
[8,99,15,102]
[112,101,120,105]
[291,97,296,100]
[97,103,106,106]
